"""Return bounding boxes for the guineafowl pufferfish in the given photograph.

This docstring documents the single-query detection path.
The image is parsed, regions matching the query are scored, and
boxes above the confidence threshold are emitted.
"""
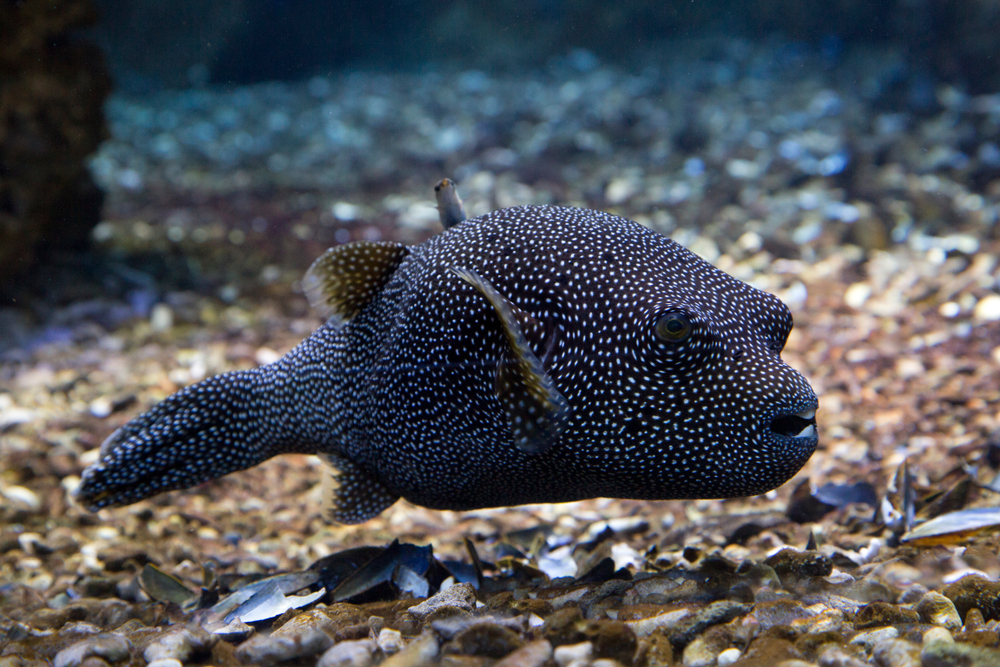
[76,203,818,524]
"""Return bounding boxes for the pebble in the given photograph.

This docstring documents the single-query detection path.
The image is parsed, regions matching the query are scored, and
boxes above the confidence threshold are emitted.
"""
[144,626,216,662]
[149,304,174,331]
[973,294,1000,321]
[317,639,376,667]
[553,641,592,667]
[235,609,339,663]
[493,639,553,667]
[942,574,1000,622]
[377,627,406,654]
[752,599,816,630]
[0,485,40,511]
[871,638,921,667]
[379,632,439,667]
[855,601,920,628]
[53,634,131,667]
[850,626,898,650]
[817,647,869,667]
[716,647,741,667]
[921,640,1000,667]
[921,627,953,644]
[406,582,477,620]
[843,282,872,309]
[916,591,961,630]
[622,608,691,637]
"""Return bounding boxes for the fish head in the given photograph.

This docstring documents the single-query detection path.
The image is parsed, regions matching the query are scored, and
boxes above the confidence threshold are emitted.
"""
[560,220,818,499]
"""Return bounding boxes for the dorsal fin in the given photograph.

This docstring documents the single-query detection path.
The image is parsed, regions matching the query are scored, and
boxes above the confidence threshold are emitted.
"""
[434,178,467,229]
[303,241,409,322]
[450,267,569,455]
[320,452,400,524]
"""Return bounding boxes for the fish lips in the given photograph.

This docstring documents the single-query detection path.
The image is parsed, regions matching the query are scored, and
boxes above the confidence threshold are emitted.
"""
[767,400,820,457]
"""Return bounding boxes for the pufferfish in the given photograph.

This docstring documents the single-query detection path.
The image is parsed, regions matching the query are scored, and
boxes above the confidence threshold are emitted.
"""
[76,194,818,524]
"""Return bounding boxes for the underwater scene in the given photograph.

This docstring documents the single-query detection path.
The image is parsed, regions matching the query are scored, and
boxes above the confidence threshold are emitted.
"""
[2,0,1000,664]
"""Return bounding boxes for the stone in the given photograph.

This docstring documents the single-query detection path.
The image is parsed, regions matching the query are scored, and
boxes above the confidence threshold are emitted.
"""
[943,574,1000,622]
[379,633,439,667]
[915,592,961,630]
[53,634,131,667]
[870,638,920,667]
[144,626,215,662]
[854,602,920,629]
[235,609,339,664]
[753,599,817,630]
[764,549,833,579]
[850,627,899,650]
[553,641,592,667]
[921,640,1000,667]
[452,622,524,658]
[407,583,477,620]
[492,639,552,667]
[377,628,406,655]
[717,647,741,667]
[318,639,377,667]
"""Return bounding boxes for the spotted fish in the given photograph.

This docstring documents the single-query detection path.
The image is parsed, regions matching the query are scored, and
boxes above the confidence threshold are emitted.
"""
[76,205,819,524]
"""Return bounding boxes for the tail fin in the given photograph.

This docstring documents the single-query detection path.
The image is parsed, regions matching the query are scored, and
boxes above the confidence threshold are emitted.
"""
[76,367,312,510]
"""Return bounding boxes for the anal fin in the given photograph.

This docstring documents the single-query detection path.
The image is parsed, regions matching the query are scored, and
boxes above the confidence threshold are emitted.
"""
[451,267,569,455]
[320,453,399,524]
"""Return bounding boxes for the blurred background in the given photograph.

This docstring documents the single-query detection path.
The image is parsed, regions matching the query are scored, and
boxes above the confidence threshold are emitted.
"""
[1,0,999,350]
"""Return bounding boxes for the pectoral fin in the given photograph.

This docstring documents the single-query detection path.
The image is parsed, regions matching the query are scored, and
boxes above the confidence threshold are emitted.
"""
[320,453,400,524]
[303,241,410,322]
[450,267,569,455]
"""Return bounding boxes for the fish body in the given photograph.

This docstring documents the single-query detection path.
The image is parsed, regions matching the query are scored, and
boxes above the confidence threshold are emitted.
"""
[77,205,818,523]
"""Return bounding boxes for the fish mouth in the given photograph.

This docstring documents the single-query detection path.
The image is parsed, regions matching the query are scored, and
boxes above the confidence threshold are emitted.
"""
[769,408,818,441]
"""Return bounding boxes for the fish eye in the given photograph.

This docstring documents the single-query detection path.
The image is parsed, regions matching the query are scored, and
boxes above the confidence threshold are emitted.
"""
[655,313,692,343]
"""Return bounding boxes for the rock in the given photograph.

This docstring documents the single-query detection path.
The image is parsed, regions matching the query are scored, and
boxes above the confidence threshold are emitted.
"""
[850,627,899,650]
[0,0,110,286]
[452,621,524,658]
[53,634,131,667]
[943,574,1000,622]
[623,608,691,637]
[670,601,751,649]
[147,660,182,667]
[732,636,802,667]
[553,641,592,667]
[764,549,833,579]
[379,632,439,667]
[585,620,637,664]
[407,583,477,620]
[921,640,1000,667]
[915,592,961,630]
[717,647,741,667]
[974,295,1000,322]
[797,608,846,634]
[492,639,552,667]
[921,627,953,645]
[752,599,817,630]
[144,626,215,662]
[855,602,920,629]
[235,609,339,664]
[871,638,920,667]
[318,639,376,667]
[642,634,675,667]
[377,628,406,655]
[817,646,869,667]
[682,633,726,667]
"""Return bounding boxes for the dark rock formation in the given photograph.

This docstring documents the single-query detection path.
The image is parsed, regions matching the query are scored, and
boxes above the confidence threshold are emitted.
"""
[0,0,110,288]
